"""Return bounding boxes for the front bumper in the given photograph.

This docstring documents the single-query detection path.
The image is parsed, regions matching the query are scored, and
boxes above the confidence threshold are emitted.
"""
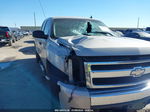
[58,81,150,109]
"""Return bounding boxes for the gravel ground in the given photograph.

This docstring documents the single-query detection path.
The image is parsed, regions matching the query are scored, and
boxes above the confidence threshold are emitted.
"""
[0,35,150,111]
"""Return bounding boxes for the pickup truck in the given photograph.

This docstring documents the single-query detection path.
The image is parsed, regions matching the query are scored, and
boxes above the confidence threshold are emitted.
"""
[33,17,150,110]
[146,27,150,34]
[0,26,15,46]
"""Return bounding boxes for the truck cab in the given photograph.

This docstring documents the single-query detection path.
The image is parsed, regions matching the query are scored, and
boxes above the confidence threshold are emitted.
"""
[33,17,150,110]
[0,26,15,46]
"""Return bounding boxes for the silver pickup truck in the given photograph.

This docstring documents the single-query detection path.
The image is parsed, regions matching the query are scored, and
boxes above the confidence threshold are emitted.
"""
[33,17,150,110]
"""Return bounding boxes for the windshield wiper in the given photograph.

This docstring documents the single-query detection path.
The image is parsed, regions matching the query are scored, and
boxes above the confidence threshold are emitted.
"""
[81,33,91,36]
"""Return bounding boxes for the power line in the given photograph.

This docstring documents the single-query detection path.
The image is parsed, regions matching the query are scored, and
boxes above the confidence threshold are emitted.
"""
[38,0,46,18]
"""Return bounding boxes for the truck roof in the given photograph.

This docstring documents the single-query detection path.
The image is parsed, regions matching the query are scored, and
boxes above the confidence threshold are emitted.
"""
[48,16,98,21]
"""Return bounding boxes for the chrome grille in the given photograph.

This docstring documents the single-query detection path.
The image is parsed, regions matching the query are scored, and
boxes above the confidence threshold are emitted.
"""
[84,59,150,88]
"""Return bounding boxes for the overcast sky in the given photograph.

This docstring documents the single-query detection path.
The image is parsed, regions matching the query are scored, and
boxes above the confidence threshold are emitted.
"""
[0,0,150,28]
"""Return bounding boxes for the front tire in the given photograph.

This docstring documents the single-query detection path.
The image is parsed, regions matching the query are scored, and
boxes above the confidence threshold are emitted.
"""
[35,52,60,108]
[46,60,60,109]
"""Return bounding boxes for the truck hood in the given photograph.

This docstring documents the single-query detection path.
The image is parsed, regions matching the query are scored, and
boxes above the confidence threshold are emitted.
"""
[57,35,150,56]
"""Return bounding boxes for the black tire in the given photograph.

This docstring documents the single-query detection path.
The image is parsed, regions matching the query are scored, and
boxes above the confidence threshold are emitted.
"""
[35,51,47,77]
[12,39,15,43]
[46,60,60,109]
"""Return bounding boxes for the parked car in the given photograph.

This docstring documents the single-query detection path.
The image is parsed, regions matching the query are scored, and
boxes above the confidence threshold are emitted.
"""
[114,31,124,37]
[23,31,29,36]
[19,31,24,38]
[145,27,150,34]
[124,29,142,34]
[125,31,150,41]
[12,31,21,41]
[33,17,150,110]
[0,26,15,46]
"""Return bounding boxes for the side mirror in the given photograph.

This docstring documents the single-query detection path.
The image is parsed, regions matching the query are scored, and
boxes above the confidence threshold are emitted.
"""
[32,30,48,39]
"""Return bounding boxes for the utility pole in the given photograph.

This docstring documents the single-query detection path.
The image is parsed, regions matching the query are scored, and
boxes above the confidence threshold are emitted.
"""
[14,23,16,27]
[34,12,36,28]
[137,17,140,28]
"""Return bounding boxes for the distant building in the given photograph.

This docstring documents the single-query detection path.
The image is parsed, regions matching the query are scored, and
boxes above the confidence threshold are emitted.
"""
[20,26,41,31]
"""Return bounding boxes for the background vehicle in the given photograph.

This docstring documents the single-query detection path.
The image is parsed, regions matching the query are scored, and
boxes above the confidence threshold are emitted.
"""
[124,29,143,35]
[125,31,150,41]
[146,27,150,34]
[23,31,29,36]
[0,26,15,46]
[19,31,24,38]
[113,30,124,37]
[33,17,150,110]
[12,31,20,41]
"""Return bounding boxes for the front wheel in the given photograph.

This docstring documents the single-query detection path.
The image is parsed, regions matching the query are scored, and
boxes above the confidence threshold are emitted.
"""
[46,60,60,109]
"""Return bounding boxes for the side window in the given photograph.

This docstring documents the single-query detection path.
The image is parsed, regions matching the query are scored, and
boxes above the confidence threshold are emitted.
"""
[43,19,52,36]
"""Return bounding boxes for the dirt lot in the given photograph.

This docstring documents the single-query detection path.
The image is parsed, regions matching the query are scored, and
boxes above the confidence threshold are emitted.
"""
[0,35,150,111]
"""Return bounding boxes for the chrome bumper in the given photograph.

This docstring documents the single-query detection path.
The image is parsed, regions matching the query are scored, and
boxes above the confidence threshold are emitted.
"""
[58,81,150,109]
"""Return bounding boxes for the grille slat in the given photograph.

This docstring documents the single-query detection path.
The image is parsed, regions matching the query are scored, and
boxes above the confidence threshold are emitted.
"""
[91,62,150,70]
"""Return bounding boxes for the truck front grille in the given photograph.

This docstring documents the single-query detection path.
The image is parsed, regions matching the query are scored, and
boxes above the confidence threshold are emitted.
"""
[84,55,150,88]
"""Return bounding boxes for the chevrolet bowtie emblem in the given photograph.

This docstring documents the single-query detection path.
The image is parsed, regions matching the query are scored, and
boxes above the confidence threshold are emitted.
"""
[130,67,145,77]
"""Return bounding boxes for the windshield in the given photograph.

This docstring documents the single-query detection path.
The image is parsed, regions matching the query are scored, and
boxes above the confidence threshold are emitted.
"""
[53,19,114,37]
[0,27,9,32]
